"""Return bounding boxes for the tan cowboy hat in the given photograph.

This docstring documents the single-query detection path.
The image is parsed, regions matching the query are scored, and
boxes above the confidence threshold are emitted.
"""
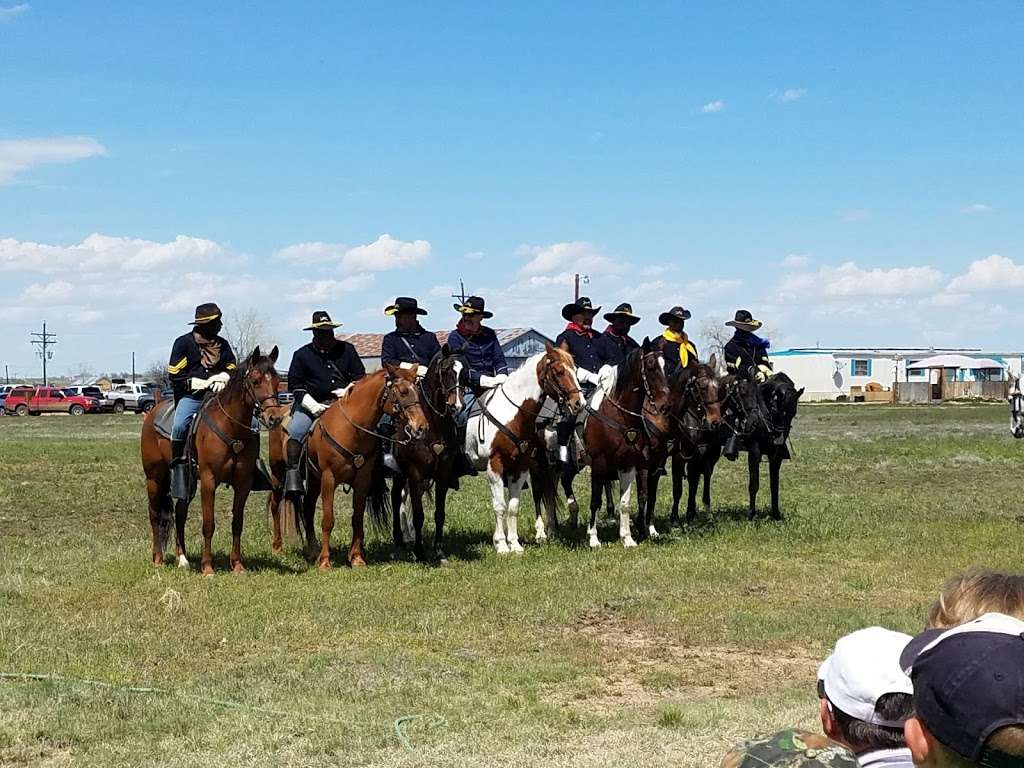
[303,310,343,330]
[726,309,763,331]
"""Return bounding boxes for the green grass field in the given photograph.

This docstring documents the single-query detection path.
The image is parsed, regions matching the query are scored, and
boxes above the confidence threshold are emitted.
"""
[1,404,1022,767]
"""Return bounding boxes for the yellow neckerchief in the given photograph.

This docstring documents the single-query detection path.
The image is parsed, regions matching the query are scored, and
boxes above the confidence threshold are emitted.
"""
[662,328,696,368]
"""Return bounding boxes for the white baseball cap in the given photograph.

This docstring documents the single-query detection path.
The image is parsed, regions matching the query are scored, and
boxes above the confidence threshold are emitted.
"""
[818,627,915,728]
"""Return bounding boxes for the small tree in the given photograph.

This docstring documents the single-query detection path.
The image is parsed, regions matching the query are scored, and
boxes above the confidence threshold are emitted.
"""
[223,307,270,361]
[143,361,170,388]
[698,315,731,371]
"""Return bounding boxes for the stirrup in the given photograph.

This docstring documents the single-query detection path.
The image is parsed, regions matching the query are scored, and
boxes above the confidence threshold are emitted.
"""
[284,467,304,496]
[170,463,190,502]
[383,453,400,472]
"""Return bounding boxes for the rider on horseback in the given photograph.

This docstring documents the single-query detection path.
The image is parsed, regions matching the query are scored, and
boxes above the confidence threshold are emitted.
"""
[654,305,698,378]
[167,303,237,501]
[380,297,439,470]
[447,295,508,478]
[283,311,365,497]
[595,303,641,366]
[722,309,773,461]
[554,296,608,465]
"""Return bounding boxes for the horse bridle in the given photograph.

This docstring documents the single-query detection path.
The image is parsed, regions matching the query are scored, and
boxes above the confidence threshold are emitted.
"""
[418,357,464,418]
[212,368,279,435]
[599,350,670,444]
[674,368,723,437]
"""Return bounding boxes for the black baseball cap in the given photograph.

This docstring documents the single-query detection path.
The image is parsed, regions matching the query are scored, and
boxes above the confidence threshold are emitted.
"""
[901,613,1024,766]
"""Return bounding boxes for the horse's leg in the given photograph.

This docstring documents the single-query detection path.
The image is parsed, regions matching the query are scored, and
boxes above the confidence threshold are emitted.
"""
[228,478,252,574]
[587,470,602,549]
[685,456,700,523]
[391,474,406,548]
[487,467,509,554]
[400,486,415,545]
[146,475,166,566]
[318,471,337,569]
[409,480,426,562]
[531,469,548,544]
[618,467,638,548]
[199,469,217,576]
[269,486,283,555]
[506,473,527,554]
[769,452,782,521]
[644,469,662,541]
[561,463,579,527]
[670,455,684,524]
[174,498,189,568]
[349,483,368,568]
[747,446,761,520]
[605,481,616,521]
[637,469,656,539]
[434,484,449,561]
[703,454,716,517]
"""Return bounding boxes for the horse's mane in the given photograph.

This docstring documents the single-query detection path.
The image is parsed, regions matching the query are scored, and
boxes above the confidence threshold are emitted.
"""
[220,349,278,402]
[423,347,466,404]
[613,347,644,399]
[763,371,796,395]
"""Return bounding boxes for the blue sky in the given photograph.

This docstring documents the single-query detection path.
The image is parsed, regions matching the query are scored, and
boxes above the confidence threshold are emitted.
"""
[1,2,1023,377]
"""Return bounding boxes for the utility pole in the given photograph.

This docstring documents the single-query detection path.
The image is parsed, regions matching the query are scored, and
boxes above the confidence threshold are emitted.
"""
[131,352,136,384]
[30,322,57,386]
[573,273,589,301]
[450,279,467,306]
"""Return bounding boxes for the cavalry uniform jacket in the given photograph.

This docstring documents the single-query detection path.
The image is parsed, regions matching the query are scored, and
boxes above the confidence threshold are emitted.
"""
[381,326,441,368]
[167,332,237,403]
[654,332,698,378]
[288,340,365,403]
[724,330,772,380]
[446,326,509,390]
[595,329,639,367]
[556,326,601,374]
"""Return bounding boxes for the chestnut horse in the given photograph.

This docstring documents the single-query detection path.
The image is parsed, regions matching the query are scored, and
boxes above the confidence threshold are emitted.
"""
[297,364,428,568]
[465,344,582,554]
[564,340,672,548]
[141,346,282,574]
[264,399,294,554]
[391,345,467,562]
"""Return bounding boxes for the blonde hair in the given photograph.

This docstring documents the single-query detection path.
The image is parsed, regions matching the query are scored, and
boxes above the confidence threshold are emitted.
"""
[927,570,1024,629]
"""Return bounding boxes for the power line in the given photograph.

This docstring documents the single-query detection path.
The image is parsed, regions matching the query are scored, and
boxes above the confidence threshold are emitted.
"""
[30,321,57,386]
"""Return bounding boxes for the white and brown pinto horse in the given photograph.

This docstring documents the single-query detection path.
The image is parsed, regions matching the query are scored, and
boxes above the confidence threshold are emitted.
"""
[465,344,583,554]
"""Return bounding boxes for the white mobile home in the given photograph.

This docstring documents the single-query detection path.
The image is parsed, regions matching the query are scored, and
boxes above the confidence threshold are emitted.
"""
[772,347,1024,401]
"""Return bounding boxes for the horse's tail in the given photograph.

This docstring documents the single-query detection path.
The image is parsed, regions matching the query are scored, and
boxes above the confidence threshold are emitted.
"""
[158,496,173,554]
[367,459,391,533]
[531,443,562,528]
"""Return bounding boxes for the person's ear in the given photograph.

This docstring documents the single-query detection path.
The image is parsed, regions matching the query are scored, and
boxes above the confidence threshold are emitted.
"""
[904,717,933,766]
[820,698,840,741]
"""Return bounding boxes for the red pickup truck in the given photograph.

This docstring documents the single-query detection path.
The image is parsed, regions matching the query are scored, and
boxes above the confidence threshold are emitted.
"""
[4,386,101,416]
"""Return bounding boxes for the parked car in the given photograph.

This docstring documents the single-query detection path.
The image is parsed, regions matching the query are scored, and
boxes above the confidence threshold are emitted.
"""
[63,386,115,412]
[5,386,101,416]
[104,382,160,414]
[0,384,17,414]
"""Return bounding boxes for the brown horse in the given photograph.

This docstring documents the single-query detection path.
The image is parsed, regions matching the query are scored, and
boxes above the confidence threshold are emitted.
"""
[264,399,294,554]
[297,364,428,568]
[391,346,467,562]
[141,346,282,574]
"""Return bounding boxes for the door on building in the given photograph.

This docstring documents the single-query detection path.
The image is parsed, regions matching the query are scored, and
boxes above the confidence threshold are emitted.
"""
[929,368,943,401]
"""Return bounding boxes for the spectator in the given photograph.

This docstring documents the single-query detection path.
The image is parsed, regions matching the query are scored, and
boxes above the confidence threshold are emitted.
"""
[817,627,916,768]
[901,613,1024,768]
[926,570,1024,629]
[721,729,857,768]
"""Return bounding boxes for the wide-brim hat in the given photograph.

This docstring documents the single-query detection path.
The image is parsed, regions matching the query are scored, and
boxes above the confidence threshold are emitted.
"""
[658,306,692,326]
[726,309,763,331]
[303,310,343,331]
[188,302,222,325]
[604,302,641,325]
[561,296,601,322]
[384,296,428,316]
[454,295,493,319]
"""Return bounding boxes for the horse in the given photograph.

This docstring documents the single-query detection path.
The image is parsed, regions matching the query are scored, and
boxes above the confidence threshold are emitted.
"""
[390,345,468,562]
[141,346,282,575]
[562,340,672,548]
[264,398,294,554]
[465,344,582,554]
[738,372,803,520]
[1009,375,1024,439]
[639,355,725,528]
[297,364,429,568]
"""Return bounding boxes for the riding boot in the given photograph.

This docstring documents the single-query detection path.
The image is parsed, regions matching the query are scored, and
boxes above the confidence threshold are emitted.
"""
[723,433,740,462]
[252,458,275,491]
[284,438,304,497]
[169,439,190,501]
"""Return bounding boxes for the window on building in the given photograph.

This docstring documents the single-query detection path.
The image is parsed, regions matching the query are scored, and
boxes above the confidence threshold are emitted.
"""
[851,359,872,377]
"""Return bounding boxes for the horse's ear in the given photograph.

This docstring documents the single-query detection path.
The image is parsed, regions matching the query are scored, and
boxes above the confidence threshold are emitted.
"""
[797,387,805,398]
[269,345,279,364]
[441,343,451,358]
[383,362,398,380]
[642,336,651,351]
[251,345,261,361]
[708,353,717,372]
[559,340,570,353]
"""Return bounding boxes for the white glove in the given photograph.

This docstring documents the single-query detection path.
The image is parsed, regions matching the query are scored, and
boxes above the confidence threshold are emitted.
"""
[479,374,508,388]
[755,364,772,383]
[208,372,230,393]
[597,365,616,391]
[577,368,599,385]
[331,384,354,400]
[301,393,329,416]
[189,376,210,392]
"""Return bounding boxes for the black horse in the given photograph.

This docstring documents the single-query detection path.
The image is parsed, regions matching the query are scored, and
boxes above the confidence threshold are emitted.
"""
[730,372,803,520]
[391,345,469,561]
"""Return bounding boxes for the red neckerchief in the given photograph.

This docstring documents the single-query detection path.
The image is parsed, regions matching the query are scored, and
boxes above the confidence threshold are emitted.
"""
[565,322,594,337]
[456,318,477,338]
[604,325,629,339]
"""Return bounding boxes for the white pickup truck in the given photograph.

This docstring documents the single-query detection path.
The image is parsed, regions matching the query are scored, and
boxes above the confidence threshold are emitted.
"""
[104,382,159,414]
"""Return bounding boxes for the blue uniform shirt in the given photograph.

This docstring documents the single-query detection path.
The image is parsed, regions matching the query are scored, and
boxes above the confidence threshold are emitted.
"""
[556,326,601,373]
[595,329,639,367]
[380,326,442,367]
[446,326,509,388]
[288,340,365,402]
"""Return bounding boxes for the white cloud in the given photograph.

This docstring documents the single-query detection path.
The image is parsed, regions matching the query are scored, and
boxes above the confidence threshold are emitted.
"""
[771,88,807,103]
[779,261,942,300]
[640,264,668,277]
[947,254,1024,293]
[463,251,484,261]
[429,284,454,298]
[960,203,992,214]
[689,278,742,295]
[700,100,725,114]
[285,274,374,302]
[841,209,871,223]
[0,3,29,21]
[0,136,107,184]
[274,241,347,264]
[22,280,74,303]
[518,241,622,277]
[781,253,812,269]
[340,234,430,271]
[0,232,222,273]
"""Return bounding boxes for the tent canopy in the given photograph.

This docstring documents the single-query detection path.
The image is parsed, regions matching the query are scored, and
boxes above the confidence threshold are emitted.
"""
[907,354,1006,370]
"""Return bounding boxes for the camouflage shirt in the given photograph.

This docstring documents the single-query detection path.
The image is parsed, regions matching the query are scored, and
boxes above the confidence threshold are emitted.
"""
[721,729,858,768]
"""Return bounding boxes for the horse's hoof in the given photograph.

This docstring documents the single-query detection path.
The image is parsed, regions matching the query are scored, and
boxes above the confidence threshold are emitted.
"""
[349,556,367,568]
[201,564,215,577]
[535,532,547,544]
[433,548,448,564]
[271,544,283,556]
[232,563,247,575]
[588,537,601,549]
[623,536,638,548]
[176,554,189,569]
[509,542,524,554]
[152,556,164,567]
[494,541,510,555]
[318,558,332,570]
[648,525,659,539]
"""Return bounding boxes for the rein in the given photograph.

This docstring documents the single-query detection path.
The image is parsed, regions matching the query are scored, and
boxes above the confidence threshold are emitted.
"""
[199,369,279,454]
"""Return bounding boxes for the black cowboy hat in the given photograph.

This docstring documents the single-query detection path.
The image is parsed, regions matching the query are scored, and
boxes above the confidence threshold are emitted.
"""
[384,296,428,316]
[658,306,691,326]
[453,295,493,319]
[561,296,601,322]
[726,309,763,331]
[604,302,641,325]
[188,302,222,325]
[303,310,343,331]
